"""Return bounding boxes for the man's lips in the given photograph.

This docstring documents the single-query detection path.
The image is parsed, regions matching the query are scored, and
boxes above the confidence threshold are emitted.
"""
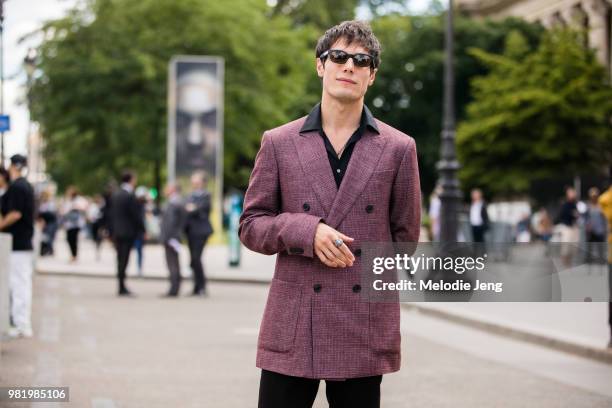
[337,78,356,84]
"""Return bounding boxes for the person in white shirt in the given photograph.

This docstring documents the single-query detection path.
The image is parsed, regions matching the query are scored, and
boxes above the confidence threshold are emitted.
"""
[469,188,489,243]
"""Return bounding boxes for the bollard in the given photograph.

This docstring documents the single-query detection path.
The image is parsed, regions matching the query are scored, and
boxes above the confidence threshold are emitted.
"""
[228,193,242,267]
[0,233,12,345]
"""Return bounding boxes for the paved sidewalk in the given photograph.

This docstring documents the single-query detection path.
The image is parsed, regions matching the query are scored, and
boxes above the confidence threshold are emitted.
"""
[2,274,612,407]
[36,235,612,362]
[36,236,275,283]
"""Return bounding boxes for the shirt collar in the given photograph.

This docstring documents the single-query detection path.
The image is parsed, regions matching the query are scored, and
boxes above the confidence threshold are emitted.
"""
[299,102,380,135]
[121,183,134,193]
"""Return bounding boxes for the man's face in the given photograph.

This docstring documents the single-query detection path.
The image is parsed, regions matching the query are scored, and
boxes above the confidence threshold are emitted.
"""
[164,184,175,198]
[191,175,203,190]
[316,39,377,103]
[8,164,20,178]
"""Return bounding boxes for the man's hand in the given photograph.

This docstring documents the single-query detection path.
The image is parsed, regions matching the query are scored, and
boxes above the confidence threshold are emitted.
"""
[314,222,355,268]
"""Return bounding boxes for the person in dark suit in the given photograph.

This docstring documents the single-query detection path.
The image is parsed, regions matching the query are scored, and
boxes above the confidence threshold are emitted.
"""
[160,183,186,297]
[184,171,213,296]
[110,171,145,296]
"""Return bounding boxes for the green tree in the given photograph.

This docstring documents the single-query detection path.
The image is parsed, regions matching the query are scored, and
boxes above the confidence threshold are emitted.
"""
[271,0,360,28]
[367,14,544,197]
[29,0,315,194]
[457,28,612,196]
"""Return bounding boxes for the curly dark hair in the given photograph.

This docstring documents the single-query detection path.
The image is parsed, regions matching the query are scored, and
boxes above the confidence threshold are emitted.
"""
[315,20,381,69]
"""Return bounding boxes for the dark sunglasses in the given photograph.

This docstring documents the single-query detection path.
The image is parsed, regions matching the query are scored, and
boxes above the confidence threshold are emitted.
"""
[320,49,377,69]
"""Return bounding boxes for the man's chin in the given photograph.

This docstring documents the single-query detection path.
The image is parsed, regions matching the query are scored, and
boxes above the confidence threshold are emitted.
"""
[328,91,362,104]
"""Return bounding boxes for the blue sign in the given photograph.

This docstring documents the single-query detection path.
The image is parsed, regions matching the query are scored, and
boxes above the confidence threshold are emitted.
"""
[0,115,9,132]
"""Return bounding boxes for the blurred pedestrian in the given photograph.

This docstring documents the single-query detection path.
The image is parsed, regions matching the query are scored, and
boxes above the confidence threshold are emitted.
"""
[87,194,106,261]
[534,208,553,242]
[133,186,149,276]
[110,171,145,296]
[585,187,607,264]
[555,186,579,267]
[160,183,186,297]
[469,188,489,243]
[597,178,612,348]
[0,167,10,215]
[101,181,116,240]
[184,171,213,296]
[38,189,58,256]
[515,212,531,243]
[61,186,85,262]
[428,184,441,242]
[0,155,35,338]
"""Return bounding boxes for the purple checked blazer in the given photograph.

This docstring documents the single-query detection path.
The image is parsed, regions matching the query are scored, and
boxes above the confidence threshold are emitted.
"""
[239,113,421,380]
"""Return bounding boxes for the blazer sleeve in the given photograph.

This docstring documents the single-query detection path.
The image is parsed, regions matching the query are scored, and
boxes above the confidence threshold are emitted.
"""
[239,132,323,257]
[390,138,421,243]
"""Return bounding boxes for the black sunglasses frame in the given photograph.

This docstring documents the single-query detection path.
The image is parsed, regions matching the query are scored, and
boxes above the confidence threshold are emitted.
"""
[320,49,377,69]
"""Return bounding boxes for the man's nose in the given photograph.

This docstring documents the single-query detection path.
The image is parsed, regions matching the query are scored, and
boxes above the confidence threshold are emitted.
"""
[343,57,355,72]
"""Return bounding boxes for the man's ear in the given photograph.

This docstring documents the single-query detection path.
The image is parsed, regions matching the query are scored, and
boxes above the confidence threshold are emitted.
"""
[316,57,325,78]
[368,68,378,86]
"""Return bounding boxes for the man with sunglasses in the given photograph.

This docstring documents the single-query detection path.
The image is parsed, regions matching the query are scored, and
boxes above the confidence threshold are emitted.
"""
[240,20,421,408]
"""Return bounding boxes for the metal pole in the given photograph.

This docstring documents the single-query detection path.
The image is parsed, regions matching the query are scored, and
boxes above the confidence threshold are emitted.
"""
[0,0,5,167]
[438,0,461,245]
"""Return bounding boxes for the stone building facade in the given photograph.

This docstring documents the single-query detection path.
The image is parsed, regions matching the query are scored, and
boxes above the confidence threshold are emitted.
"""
[457,0,612,77]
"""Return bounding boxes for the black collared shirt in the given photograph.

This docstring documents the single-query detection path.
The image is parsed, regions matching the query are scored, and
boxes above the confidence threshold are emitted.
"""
[300,103,379,188]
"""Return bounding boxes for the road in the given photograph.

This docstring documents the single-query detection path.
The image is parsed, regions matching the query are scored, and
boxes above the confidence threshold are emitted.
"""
[1,274,611,407]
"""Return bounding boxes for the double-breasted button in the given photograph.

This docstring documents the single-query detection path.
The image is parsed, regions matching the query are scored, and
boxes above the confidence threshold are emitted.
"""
[354,248,362,257]
[365,204,374,213]
[352,284,362,293]
[313,283,322,293]
[289,247,304,255]
[302,202,310,212]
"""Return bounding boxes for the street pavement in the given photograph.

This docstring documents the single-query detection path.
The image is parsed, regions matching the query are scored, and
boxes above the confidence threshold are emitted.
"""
[36,236,612,351]
[1,274,612,407]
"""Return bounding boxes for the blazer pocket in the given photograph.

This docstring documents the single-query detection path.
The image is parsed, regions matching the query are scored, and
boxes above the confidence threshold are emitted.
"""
[259,278,303,353]
[369,302,401,355]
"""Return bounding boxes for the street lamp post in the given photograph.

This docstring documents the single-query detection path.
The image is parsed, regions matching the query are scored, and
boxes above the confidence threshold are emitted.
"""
[438,0,461,246]
[24,48,36,179]
[0,0,5,166]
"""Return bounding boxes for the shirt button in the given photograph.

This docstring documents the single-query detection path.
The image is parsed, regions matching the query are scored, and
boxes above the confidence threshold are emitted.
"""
[336,169,341,173]
[303,202,310,212]
[365,204,374,213]
[354,248,362,257]
[313,284,322,293]
[352,284,362,293]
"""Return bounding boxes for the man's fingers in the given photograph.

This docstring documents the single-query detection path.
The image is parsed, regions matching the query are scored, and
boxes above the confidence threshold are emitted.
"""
[327,244,348,267]
[315,247,335,267]
[339,233,354,242]
[339,244,355,263]
[329,242,353,267]
[320,246,342,267]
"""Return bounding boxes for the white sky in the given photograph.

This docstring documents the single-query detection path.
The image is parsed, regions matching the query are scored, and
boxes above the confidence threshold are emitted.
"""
[2,0,77,162]
[2,0,433,163]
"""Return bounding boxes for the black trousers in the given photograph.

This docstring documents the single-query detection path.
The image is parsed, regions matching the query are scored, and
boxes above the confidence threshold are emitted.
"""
[115,238,134,291]
[187,235,209,293]
[164,244,182,295]
[66,228,80,258]
[258,369,382,408]
[471,225,485,243]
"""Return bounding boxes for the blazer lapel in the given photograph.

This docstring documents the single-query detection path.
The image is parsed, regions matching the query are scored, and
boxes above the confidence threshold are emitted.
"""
[325,129,387,230]
[294,129,337,217]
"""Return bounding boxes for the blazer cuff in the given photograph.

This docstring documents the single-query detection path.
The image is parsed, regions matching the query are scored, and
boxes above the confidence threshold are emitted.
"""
[285,214,322,258]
